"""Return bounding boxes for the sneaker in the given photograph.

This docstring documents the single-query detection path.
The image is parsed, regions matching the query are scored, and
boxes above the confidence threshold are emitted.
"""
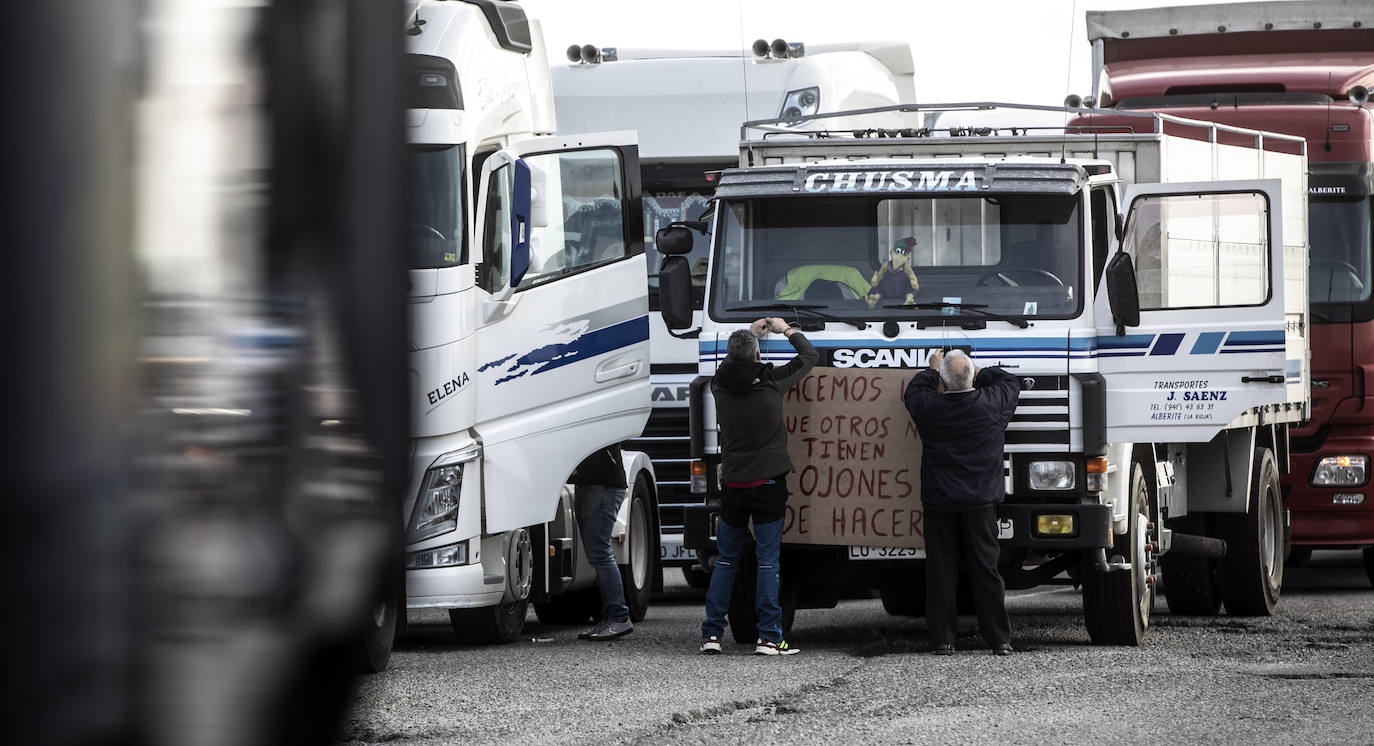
[578,620,610,640]
[754,638,799,656]
[587,619,633,641]
[699,636,722,655]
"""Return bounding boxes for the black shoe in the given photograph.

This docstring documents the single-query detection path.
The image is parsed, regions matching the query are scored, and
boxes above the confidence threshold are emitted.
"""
[587,619,633,641]
[992,643,1014,656]
[932,644,955,656]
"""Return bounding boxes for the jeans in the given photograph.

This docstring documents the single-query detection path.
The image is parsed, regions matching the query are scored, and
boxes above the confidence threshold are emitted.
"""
[701,481,787,643]
[575,485,629,623]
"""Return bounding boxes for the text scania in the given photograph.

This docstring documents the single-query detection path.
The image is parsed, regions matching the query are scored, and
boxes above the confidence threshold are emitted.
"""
[831,348,934,368]
[803,170,977,193]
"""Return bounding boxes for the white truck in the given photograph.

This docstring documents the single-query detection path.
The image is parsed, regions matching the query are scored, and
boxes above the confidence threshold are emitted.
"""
[657,102,1308,645]
[395,0,659,647]
[550,38,916,587]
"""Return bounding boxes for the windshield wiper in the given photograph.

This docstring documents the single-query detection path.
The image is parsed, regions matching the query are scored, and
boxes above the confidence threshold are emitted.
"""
[885,301,1030,329]
[726,302,867,330]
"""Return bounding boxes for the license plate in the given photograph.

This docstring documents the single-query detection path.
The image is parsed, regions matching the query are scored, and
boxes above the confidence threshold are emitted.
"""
[997,519,1014,540]
[848,546,925,560]
[660,537,697,562]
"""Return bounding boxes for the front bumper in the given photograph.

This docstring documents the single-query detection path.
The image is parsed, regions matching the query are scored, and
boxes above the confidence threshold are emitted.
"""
[683,502,1113,552]
[1286,446,1374,546]
[405,563,503,610]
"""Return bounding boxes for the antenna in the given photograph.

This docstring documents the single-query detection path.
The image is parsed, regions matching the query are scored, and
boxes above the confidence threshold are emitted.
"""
[1060,0,1080,164]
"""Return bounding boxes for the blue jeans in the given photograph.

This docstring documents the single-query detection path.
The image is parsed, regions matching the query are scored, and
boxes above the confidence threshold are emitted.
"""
[575,485,629,623]
[701,515,785,643]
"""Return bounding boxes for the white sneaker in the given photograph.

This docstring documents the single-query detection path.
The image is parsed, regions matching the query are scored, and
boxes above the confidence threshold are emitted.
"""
[754,638,799,656]
[699,636,722,654]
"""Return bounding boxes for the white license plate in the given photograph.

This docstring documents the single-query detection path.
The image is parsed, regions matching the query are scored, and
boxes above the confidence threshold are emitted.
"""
[997,519,1015,540]
[660,538,697,562]
[848,546,925,560]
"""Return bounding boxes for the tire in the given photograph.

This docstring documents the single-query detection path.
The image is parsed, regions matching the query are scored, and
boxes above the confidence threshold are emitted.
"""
[682,566,711,589]
[449,599,528,644]
[1161,513,1222,615]
[352,585,399,674]
[879,585,926,617]
[1364,547,1374,589]
[533,587,599,626]
[621,475,656,623]
[1217,448,1283,615]
[1081,458,1155,645]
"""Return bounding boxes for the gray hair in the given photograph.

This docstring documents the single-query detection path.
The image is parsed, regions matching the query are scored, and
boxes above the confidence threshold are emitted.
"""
[725,329,759,363]
[939,349,975,392]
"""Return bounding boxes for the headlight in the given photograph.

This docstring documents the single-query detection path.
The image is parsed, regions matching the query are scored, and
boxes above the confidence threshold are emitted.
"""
[405,541,468,569]
[780,86,820,124]
[408,463,463,542]
[1029,461,1075,490]
[1311,455,1368,487]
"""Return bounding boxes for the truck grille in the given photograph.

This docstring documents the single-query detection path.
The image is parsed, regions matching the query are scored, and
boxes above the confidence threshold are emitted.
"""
[1006,375,1070,449]
[626,407,694,533]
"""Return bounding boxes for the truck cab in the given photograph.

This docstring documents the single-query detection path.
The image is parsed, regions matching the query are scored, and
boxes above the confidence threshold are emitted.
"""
[660,103,1307,645]
[1081,0,1374,586]
[551,38,916,585]
[399,0,658,645]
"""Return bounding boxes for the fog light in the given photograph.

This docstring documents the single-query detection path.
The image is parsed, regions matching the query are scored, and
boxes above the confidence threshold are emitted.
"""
[1311,454,1368,486]
[405,541,468,569]
[1333,493,1365,505]
[1034,514,1076,536]
[1029,461,1075,490]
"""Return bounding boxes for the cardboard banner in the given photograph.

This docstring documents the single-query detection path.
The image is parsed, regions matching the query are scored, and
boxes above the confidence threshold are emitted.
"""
[780,369,924,548]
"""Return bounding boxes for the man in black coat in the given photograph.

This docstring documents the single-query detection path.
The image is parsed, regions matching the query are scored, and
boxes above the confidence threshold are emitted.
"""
[904,349,1021,655]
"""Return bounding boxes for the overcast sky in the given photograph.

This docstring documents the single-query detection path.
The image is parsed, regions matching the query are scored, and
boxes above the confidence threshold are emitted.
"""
[520,0,1260,106]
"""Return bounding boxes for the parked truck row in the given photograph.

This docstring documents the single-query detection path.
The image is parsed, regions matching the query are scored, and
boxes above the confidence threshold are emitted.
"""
[378,0,1374,666]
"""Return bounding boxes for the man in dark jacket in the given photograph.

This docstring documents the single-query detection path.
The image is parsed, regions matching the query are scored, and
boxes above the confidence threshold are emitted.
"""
[571,444,633,641]
[904,349,1021,656]
[699,317,818,656]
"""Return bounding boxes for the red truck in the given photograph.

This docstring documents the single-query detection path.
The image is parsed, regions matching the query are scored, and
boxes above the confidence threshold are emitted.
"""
[1078,0,1374,588]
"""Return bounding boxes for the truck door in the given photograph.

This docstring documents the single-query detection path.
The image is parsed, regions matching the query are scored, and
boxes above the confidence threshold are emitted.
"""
[1094,179,1290,443]
[472,133,650,533]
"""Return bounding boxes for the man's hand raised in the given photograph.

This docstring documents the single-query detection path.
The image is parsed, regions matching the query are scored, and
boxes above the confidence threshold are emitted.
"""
[766,317,790,334]
[750,318,769,338]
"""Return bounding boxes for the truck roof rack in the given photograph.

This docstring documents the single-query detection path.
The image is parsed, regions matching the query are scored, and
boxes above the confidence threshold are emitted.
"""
[737,101,1307,166]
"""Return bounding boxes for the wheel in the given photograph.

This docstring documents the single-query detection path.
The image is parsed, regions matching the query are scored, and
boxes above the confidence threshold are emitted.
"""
[1217,448,1283,615]
[352,584,399,673]
[879,585,926,617]
[532,587,599,626]
[621,475,657,623]
[1364,547,1374,589]
[976,267,1064,287]
[1081,458,1156,645]
[681,566,711,589]
[449,599,528,644]
[727,544,758,644]
[1161,513,1222,615]
[450,528,534,643]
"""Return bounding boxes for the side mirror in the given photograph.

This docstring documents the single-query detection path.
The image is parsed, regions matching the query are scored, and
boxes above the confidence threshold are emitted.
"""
[1104,250,1140,335]
[659,255,693,329]
[655,224,696,256]
[509,158,532,288]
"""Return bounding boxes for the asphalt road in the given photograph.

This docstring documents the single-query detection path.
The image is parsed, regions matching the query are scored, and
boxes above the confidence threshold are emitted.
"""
[339,550,1374,745]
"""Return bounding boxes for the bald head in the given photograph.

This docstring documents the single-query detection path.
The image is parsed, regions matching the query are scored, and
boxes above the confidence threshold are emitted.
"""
[939,349,975,392]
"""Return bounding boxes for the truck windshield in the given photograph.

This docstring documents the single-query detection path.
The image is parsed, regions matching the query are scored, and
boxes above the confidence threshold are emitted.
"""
[709,193,1082,323]
[406,145,464,269]
[1309,196,1373,305]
